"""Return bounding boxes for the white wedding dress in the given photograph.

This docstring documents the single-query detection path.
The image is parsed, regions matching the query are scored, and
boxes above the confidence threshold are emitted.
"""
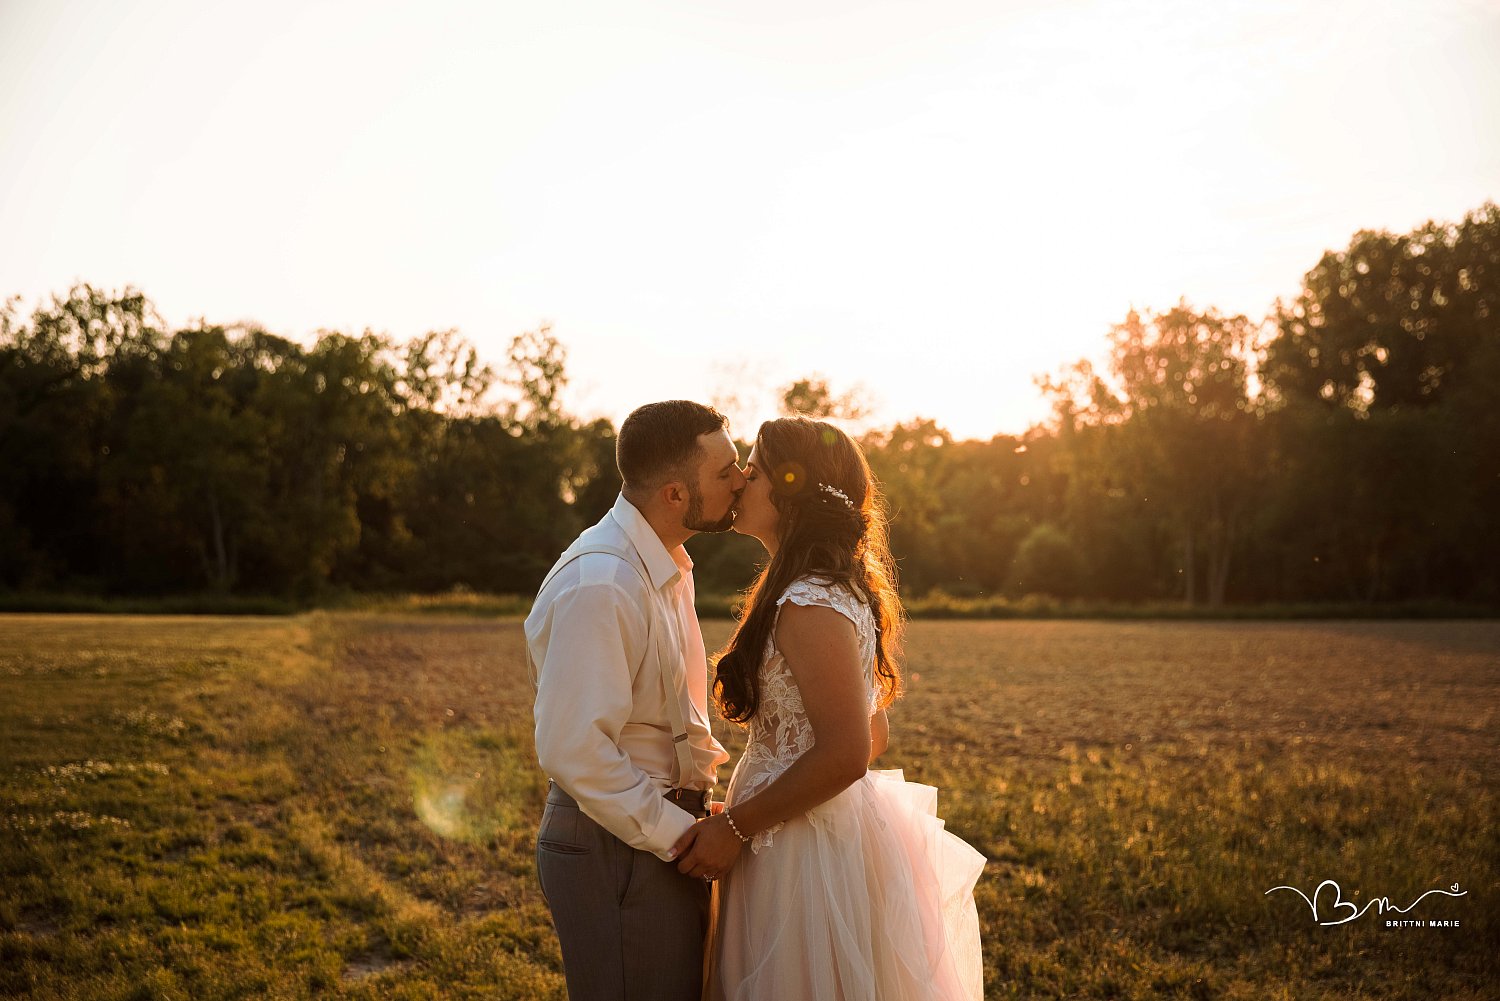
[710,577,986,1001]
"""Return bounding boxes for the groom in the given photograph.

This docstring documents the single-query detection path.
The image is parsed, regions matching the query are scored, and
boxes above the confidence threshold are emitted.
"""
[525,400,745,1001]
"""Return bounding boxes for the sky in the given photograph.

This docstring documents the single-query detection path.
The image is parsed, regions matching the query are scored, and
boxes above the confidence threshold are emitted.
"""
[2,0,1497,440]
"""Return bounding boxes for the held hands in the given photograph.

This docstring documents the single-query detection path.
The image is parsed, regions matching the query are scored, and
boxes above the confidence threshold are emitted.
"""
[669,810,744,881]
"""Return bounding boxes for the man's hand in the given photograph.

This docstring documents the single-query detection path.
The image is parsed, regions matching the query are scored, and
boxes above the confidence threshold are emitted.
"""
[669,815,743,880]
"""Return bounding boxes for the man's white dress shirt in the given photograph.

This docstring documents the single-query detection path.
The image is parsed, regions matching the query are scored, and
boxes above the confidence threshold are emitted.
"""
[526,493,730,861]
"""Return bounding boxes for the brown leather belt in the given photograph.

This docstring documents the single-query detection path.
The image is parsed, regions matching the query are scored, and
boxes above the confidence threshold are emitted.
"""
[664,786,711,818]
[546,780,710,819]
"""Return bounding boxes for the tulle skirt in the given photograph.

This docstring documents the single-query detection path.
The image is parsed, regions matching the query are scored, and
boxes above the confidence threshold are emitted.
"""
[710,769,985,1001]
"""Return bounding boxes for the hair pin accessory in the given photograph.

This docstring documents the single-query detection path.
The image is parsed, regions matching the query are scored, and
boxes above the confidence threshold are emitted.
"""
[817,482,855,511]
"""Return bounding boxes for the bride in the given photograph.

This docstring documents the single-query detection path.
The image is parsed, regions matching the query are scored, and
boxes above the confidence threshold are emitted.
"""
[669,416,985,1001]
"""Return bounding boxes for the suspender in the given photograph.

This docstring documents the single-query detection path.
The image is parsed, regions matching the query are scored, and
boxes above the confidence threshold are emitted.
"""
[529,543,698,789]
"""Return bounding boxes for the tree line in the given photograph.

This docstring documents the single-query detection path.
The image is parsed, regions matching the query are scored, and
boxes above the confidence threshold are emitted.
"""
[1,202,1495,607]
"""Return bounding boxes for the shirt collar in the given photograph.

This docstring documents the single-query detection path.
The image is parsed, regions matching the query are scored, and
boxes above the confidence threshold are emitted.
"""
[610,493,690,590]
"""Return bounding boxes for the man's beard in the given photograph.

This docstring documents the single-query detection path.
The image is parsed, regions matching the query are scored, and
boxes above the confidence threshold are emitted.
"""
[685,482,737,534]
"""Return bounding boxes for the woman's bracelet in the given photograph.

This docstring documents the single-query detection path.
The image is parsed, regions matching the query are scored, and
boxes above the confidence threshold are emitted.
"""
[723,807,752,843]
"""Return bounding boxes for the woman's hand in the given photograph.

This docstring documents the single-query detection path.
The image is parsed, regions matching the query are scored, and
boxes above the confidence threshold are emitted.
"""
[670,815,744,880]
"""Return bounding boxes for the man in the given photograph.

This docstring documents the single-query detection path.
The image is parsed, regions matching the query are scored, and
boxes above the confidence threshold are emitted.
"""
[525,400,746,1001]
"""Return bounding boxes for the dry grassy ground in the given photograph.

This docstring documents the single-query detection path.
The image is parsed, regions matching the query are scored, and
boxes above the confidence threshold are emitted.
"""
[1,613,1495,999]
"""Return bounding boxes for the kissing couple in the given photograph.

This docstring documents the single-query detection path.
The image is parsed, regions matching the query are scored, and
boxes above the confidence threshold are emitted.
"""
[525,400,984,1001]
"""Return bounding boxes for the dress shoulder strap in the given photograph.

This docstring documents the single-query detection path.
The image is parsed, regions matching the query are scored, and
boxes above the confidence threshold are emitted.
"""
[777,576,867,623]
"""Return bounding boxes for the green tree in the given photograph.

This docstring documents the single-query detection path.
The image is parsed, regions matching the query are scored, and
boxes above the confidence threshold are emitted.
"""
[1010,523,1083,599]
[1265,202,1498,414]
[378,324,597,594]
[861,419,951,593]
[1259,202,1499,602]
[100,326,270,592]
[1043,302,1264,606]
[779,375,868,421]
[0,284,164,588]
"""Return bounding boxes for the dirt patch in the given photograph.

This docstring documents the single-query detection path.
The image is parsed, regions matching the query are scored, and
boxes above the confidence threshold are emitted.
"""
[341,951,404,982]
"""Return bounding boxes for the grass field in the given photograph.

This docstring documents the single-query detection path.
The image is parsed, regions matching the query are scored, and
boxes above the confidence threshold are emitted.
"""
[1,613,1495,999]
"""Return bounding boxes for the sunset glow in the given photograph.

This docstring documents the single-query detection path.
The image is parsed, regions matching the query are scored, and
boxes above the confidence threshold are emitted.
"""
[2,0,1496,439]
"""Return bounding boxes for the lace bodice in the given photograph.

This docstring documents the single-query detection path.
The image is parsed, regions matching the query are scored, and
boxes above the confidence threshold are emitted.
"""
[726,576,880,852]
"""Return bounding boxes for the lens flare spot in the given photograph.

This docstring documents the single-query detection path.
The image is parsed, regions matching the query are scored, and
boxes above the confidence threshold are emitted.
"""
[774,462,807,495]
[408,729,548,843]
[414,783,470,839]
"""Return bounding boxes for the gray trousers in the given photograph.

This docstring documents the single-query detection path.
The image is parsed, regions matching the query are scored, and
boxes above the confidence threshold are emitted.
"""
[536,782,711,1001]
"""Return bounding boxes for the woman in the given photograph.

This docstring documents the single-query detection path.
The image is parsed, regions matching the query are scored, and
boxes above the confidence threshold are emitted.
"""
[669,416,984,1001]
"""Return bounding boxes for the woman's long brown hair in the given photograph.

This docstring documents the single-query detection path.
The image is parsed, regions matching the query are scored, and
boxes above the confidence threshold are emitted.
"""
[713,417,905,724]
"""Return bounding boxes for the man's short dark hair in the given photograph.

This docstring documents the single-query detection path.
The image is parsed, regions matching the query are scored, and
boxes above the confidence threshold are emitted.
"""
[617,400,729,493]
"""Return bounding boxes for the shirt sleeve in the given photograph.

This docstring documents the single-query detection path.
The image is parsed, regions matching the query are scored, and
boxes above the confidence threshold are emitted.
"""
[531,577,697,860]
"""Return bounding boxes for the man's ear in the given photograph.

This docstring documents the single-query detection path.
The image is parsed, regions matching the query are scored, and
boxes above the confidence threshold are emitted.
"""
[660,479,690,509]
